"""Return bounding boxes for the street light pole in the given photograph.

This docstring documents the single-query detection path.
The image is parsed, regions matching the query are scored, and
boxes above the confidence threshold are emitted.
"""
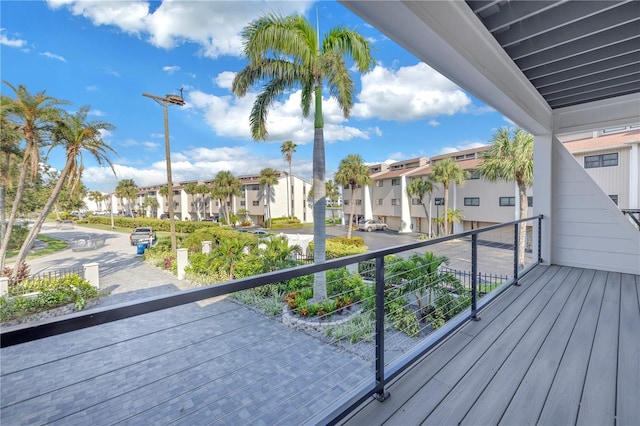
[142,92,184,254]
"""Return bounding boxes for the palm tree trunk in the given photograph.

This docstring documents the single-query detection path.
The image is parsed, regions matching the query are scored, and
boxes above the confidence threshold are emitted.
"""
[443,185,450,236]
[12,158,73,279]
[312,119,327,301]
[0,158,30,270]
[518,183,528,269]
[347,187,356,239]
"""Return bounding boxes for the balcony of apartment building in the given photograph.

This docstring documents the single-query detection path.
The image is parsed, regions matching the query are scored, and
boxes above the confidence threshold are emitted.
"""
[2,2,639,425]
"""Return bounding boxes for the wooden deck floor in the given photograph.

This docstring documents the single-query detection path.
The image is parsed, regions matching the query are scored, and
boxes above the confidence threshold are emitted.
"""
[339,265,640,425]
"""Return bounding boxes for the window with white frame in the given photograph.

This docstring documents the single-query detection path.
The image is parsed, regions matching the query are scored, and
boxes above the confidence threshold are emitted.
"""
[355,199,362,205]
[375,180,383,187]
[391,178,400,186]
[391,198,400,206]
[376,199,383,205]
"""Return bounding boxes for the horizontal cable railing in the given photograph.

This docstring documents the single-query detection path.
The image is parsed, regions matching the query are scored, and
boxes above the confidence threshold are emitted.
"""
[0,215,543,425]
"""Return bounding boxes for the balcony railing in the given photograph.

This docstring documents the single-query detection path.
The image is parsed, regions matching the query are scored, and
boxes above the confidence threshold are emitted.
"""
[0,215,543,424]
[622,209,640,229]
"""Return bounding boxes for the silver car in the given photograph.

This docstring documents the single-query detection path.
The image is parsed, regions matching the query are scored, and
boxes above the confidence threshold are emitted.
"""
[358,219,388,232]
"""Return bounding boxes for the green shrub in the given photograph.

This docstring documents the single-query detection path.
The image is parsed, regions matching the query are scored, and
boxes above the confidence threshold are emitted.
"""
[1,274,100,322]
[325,311,375,343]
[307,238,367,259]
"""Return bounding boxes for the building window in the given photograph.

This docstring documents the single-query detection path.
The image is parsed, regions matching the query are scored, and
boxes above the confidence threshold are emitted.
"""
[344,200,349,206]
[249,184,260,191]
[528,196,533,207]
[464,197,480,206]
[391,199,400,206]
[411,198,421,205]
[499,196,516,206]
[355,199,362,205]
[434,197,445,206]
[376,199,383,205]
[240,201,246,206]
[584,153,618,168]
[467,170,480,180]
[391,178,401,186]
[609,194,619,205]
[252,201,259,206]
[375,180,383,187]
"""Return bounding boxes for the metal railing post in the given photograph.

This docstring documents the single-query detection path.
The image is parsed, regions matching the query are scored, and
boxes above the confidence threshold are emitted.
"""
[374,256,389,401]
[537,215,543,264]
[471,234,480,321]
[514,223,520,286]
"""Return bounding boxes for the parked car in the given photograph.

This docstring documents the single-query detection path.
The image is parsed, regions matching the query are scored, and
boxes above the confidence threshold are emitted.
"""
[130,227,157,246]
[358,219,388,232]
[71,233,106,251]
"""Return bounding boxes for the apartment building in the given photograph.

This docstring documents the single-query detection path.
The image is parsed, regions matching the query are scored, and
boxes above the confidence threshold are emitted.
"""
[94,171,311,225]
[341,127,639,235]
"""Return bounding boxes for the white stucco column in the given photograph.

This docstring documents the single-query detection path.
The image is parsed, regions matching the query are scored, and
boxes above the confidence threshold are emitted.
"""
[364,184,373,220]
[514,181,521,220]
[83,263,100,289]
[400,176,412,233]
[177,248,189,280]
[202,241,212,254]
[533,133,553,265]
[629,141,639,209]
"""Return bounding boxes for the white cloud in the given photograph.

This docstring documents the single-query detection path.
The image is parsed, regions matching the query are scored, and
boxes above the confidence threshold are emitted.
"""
[214,71,236,90]
[353,63,472,121]
[0,29,26,48]
[163,65,180,74]
[47,0,314,58]
[41,51,66,62]
[428,120,440,127]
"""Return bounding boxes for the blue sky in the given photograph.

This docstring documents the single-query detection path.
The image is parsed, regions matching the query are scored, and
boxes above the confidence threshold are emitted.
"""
[1,0,511,192]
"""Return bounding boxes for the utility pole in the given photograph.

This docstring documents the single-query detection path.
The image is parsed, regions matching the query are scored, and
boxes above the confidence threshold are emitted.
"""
[142,92,184,253]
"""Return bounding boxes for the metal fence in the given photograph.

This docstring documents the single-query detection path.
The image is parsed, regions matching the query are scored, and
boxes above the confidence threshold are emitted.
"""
[1,216,543,425]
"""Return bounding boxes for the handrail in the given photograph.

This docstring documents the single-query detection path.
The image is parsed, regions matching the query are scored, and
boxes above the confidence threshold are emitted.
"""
[0,215,544,423]
[621,209,640,228]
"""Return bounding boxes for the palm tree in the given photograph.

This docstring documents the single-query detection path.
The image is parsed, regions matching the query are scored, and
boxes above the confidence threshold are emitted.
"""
[142,195,159,218]
[281,140,297,219]
[11,106,116,277]
[212,171,242,225]
[87,190,105,212]
[259,167,279,225]
[0,81,69,270]
[325,179,340,222]
[445,208,464,235]
[115,179,138,216]
[431,158,468,236]
[195,183,210,219]
[0,112,22,245]
[184,182,201,220]
[334,154,372,239]
[407,176,435,238]
[232,13,374,301]
[477,127,533,268]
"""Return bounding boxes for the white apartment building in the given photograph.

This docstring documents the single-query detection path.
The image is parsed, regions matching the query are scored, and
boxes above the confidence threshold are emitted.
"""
[341,127,639,235]
[90,171,311,225]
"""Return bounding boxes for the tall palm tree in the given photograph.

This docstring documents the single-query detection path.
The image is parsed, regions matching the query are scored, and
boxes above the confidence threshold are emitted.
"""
[141,195,159,218]
[0,112,22,245]
[212,170,242,225]
[195,183,210,219]
[11,106,116,276]
[87,190,105,213]
[232,13,374,301]
[431,158,468,236]
[407,176,435,238]
[477,127,533,268]
[184,182,200,220]
[259,167,279,225]
[334,154,372,239]
[0,81,69,270]
[280,140,297,219]
[325,179,340,222]
[115,179,138,216]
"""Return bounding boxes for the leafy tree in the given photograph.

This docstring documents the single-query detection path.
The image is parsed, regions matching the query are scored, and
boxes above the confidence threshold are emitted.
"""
[115,179,137,216]
[259,235,301,272]
[211,171,241,225]
[259,167,279,224]
[280,140,297,219]
[431,158,468,236]
[445,208,464,235]
[407,176,435,238]
[325,179,340,207]
[232,13,374,301]
[141,195,159,218]
[12,105,115,276]
[334,154,371,238]
[477,127,533,268]
[87,190,105,212]
[184,182,203,220]
[0,111,22,243]
[0,81,69,270]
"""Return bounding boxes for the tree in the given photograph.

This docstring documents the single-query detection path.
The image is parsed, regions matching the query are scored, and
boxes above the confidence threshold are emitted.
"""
[445,208,464,235]
[0,81,69,270]
[232,13,374,301]
[0,111,22,244]
[334,154,371,239]
[477,127,533,268]
[184,182,202,220]
[211,171,241,225]
[195,184,210,219]
[431,158,468,236]
[259,167,279,225]
[407,176,435,238]
[88,190,105,213]
[141,195,159,218]
[280,140,297,219]
[11,105,116,277]
[115,179,138,216]
[325,179,340,222]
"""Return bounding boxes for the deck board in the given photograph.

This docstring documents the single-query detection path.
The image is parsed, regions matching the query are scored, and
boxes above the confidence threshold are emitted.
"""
[340,266,640,426]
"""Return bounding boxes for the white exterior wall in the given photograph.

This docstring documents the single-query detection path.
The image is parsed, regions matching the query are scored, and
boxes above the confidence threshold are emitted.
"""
[551,137,640,274]
[571,147,631,209]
